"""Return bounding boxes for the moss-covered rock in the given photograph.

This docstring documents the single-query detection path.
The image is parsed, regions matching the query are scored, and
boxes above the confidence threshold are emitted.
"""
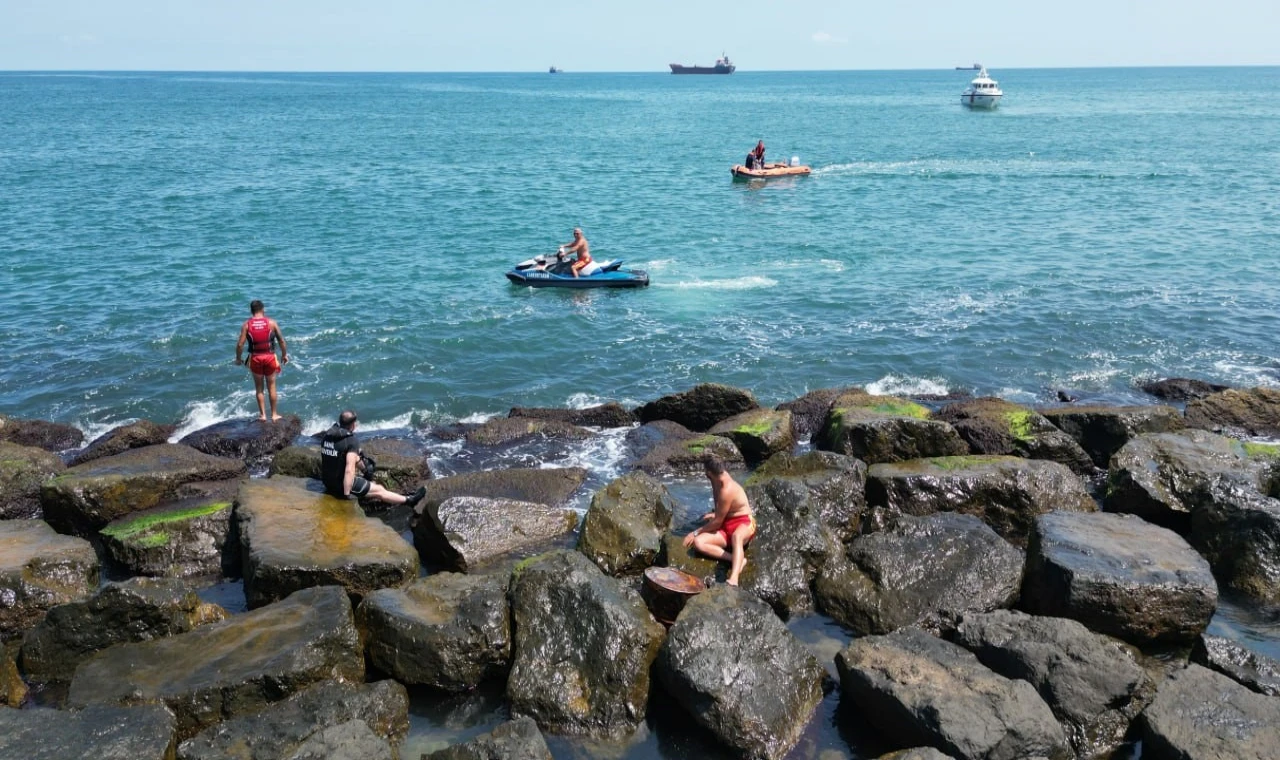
[0,520,98,642]
[68,419,176,467]
[775,386,861,440]
[709,408,795,466]
[0,441,65,520]
[814,391,967,465]
[100,479,240,578]
[635,434,744,476]
[578,472,675,576]
[935,397,1095,474]
[635,383,760,432]
[746,450,867,541]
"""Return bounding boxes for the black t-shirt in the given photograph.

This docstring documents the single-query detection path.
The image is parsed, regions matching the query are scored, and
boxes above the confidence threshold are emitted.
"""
[320,425,358,496]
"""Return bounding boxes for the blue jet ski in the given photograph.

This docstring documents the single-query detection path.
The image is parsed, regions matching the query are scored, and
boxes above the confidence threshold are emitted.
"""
[506,251,649,289]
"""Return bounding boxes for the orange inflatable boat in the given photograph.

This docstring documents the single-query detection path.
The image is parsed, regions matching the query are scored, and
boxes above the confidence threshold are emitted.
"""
[731,162,812,179]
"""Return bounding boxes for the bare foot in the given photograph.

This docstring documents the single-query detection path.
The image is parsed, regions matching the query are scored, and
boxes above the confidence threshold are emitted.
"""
[257,416,267,422]
[726,578,739,586]
[271,414,283,422]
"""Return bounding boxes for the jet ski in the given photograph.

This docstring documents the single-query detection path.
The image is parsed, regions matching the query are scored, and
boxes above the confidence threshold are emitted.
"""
[506,251,649,289]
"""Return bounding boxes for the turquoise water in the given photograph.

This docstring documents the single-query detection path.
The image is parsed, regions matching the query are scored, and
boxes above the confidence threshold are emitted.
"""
[3,68,1279,438]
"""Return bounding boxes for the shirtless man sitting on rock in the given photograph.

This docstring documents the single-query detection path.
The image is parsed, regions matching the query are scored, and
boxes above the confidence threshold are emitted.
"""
[683,455,756,586]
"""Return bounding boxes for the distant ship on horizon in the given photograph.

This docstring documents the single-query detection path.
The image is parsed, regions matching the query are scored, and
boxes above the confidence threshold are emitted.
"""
[955,63,982,70]
[549,66,563,74]
[669,53,735,75]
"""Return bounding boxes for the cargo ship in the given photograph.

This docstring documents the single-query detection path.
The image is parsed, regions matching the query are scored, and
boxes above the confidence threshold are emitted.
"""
[669,53,735,74]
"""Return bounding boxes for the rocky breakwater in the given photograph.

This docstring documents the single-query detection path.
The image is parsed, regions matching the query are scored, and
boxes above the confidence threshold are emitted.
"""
[68,585,364,740]
[39,443,246,536]
[179,415,303,465]
[934,397,1095,475]
[814,390,968,464]
[237,476,418,608]
[0,519,98,641]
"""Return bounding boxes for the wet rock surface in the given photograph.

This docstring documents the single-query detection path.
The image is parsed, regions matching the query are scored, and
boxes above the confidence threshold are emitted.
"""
[69,585,364,739]
[2,644,25,706]
[708,408,795,466]
[815,391,969,464]
[40,443,246,535]
[419,466,587,513]
[69,419,177,467]
[866,455,1096,546]
[176,678,409,760]
[415,496,577,572]
[1022,511,1218,645]
[424,715,553,760]
[509,400,635,428]
[237,477,418,607]
[635,382,760,432]
[815,512,1023,635]
[658,530,723,580]
[656,586,825,760]
[1185,476,1280,601]
[0,519,98,641]
[1191,634,1280,697]
[1185,386,1280,438]
[20,576,227,682]
[733,507,842,618]
[0,441,64,520]
[1140,663,1280,760]
[0,703,177,760]
[507,550,665,737]
[465,417,595,447]
[745,450,867,541]
[836,627,1067,760]
[179,415,303,463]
[280,718,395,759]
[0,413,84,452]
[775,386,857,440]
[1038,404,1185,469]
[634,433,744,476]
[99,478,240,578]
[577,472,674,576]
[875,750,957,760]
[935,397,1095,474]
[954,609,1154,757]
[357,572,510,692]
[1139,377,1231,402]
[624,419,696,460]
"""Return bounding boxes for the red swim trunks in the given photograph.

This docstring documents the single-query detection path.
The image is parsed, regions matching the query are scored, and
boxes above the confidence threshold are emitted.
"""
[717,513,757,544]
[248,354,280,377]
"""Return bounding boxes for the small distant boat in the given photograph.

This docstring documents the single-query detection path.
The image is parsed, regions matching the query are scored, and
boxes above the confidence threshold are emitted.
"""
[955,63,982,70]
[549,66,563,74]
[670,53,735,75]
[731,161,811,180]
[961,66,1003,109]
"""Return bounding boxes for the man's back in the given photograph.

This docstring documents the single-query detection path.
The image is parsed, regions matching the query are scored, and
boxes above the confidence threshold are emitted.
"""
[319,425,356,495]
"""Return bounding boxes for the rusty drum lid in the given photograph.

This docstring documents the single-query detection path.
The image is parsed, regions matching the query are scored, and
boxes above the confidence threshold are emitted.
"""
[643,566,706,596]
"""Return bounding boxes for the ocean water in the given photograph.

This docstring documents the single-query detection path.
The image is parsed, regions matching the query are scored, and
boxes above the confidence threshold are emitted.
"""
[5,68,1280,758]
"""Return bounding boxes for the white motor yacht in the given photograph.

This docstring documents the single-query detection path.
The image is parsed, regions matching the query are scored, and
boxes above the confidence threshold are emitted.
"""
[961,66,1002,109]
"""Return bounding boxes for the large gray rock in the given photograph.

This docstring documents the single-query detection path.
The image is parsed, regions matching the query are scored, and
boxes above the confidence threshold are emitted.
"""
[417,466,587,514]
[1185,476,1280,602]
[709,408,795,466]
[0,441,64,520]
[624,419,697,461]
[357,572,510,692]
[40,443,246,535]
[836,627,1068,760]
[1039,404,1185,469]
[20,577,228,682]
[69,585,365,740]
[738,507,843,618]
[416,496,577,572]
[175,679,409,760]
[0,413,84,452]
[99,479,240,578]
[775,386,858,440]
[509,400,635,428]
[577,472,674,576]
[280,719,394,760]
[69,419,177,466]
[1191,634,1280,697]
[935,398,1095,474]
[507,550,665,737]
[465,417,595,447]
[1140,377,1231,402]
[866,455,1096,546]
[954,609,1154,757]
[656,586,825,760]
[179,415,303,463]
[745,450,868,541]
[634,433,745,476]
[0,703,177,760]
[1105,429,1265,533]
[423,716,553,760]
[1185,386,1280,438]
[1022,511,1218,645]
[1140,664,1280,760]
[814,391,968,464]
[237,477,418,608]
[815,512,1023,635]
[635,383,760,432]
[0,519,97,641]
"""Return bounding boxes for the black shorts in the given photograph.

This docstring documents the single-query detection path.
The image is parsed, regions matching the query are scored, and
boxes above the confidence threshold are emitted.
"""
[350,477,371,497]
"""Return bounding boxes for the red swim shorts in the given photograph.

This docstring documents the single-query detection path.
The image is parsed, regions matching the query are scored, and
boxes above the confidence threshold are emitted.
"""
[717,513,757,544]
[248,354,280,377]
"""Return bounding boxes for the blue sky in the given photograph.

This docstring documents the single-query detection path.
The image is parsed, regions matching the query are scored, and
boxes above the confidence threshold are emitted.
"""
[2,0,1277,71]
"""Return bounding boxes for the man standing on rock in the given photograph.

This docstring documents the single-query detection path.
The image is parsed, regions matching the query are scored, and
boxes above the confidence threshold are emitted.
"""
[234,300,288,422]
[683,455,756,586]
[320,410,426,509]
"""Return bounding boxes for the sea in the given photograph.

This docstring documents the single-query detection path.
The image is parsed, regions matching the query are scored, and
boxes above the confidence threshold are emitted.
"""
[3,67,1280,757]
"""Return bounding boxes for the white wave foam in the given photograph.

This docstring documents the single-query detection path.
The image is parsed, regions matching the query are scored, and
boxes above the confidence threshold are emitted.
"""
[564,392,617,410]
[169,394,255,441]
[666,276,777,291]
[458,411,502,425]
[1212,360,1280,389]
[645,258,675,271]
[995,387,1040,404]
[865,374,950,397]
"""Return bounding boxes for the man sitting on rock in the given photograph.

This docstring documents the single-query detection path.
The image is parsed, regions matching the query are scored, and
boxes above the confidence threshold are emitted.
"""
[320,410,425,508]
[682,455,756,586]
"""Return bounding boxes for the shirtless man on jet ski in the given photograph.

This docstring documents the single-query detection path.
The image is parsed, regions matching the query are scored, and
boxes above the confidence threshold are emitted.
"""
[559,228,592,278]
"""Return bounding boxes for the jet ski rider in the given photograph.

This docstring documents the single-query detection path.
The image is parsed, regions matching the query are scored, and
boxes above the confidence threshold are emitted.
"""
[559,228,592,278]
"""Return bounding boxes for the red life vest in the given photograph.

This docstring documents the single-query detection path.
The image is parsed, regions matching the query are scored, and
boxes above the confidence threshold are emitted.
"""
[245,316,274,355]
